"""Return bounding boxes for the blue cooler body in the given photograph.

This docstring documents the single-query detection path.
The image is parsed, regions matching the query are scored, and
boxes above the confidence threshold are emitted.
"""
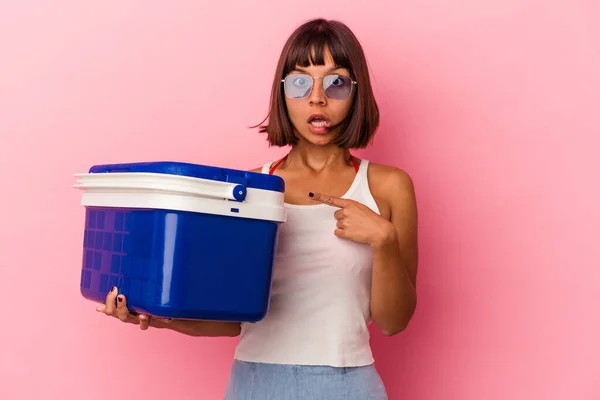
[74,161,286,322]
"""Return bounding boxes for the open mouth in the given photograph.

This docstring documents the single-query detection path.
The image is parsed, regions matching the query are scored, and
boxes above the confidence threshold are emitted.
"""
[307,113,331,129]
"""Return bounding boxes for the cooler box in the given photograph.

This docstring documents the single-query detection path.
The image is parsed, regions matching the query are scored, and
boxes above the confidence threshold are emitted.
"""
[73,161,286,322]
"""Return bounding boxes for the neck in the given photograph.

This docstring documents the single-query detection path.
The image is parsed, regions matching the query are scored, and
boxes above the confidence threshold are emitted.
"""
[286,140,353,172]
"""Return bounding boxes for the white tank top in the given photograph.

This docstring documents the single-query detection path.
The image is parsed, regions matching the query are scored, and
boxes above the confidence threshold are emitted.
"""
[233,159,380,367]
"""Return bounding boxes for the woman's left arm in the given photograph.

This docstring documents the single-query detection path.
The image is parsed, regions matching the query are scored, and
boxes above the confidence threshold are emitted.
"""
[368,169,418,336]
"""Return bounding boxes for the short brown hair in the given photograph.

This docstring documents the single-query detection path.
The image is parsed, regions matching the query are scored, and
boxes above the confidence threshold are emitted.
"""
[255,19,379,149]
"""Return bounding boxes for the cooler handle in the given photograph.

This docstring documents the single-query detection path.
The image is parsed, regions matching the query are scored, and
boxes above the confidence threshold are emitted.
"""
[73,173,248,202]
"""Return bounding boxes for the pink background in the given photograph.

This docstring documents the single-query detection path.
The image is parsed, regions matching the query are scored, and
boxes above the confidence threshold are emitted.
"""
[1,1,599,399]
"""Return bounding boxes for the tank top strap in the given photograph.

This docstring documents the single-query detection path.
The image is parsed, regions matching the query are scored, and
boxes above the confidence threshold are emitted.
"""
[355,159,381,215]
[261,162,273,174]
[358,158,368,175]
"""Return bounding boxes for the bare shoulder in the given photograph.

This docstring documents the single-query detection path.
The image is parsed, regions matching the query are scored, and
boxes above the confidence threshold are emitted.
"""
[366,161,415,201]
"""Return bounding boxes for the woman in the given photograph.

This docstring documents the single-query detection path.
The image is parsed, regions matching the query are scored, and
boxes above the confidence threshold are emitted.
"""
[97,18,418,399]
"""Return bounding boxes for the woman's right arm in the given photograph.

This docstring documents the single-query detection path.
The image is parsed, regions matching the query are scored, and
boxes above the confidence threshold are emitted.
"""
[151,318,241,337]
[96,286,241,337]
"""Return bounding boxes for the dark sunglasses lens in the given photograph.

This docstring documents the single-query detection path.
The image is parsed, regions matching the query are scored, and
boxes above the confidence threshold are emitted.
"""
[284,74,312,98]
[324,75,353,99]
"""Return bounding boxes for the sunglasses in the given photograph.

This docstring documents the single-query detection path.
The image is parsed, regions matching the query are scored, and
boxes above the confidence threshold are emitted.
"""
[281,73,357,100]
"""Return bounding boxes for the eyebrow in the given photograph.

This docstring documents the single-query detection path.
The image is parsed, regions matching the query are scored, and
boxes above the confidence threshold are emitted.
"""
[292,66,346,74]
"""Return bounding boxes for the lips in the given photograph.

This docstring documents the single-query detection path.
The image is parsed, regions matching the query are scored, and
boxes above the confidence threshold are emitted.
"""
[307,113,331,135]
[307,113,330,124]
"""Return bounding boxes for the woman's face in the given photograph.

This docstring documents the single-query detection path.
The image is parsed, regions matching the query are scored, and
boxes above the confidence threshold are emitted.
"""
[284,49,355,147]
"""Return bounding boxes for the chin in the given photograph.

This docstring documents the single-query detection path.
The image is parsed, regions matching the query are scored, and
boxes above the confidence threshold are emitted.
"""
[298,130,338,146]
[309,137,334,146]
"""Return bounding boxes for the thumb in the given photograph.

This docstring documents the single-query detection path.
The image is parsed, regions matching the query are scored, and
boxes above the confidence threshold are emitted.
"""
[138,313,151,330]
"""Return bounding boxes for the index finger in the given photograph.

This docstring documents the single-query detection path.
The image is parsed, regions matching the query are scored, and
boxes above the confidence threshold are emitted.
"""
[309,192,351,208]
[116,295,133,322]
[104,286,118,314]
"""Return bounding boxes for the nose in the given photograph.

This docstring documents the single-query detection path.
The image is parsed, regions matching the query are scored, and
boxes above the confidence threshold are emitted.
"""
[309,77,327,106]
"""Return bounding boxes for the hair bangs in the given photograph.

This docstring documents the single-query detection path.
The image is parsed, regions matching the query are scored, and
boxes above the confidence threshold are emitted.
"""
[283,27,352,76]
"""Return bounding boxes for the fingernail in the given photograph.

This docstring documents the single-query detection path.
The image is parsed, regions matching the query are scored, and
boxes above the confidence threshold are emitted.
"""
[117,296,123,303]
[308,192,314,197]
[111,286,116,292]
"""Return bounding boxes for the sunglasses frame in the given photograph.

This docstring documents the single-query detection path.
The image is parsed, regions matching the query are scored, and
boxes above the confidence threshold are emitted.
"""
[281,73,358,100]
